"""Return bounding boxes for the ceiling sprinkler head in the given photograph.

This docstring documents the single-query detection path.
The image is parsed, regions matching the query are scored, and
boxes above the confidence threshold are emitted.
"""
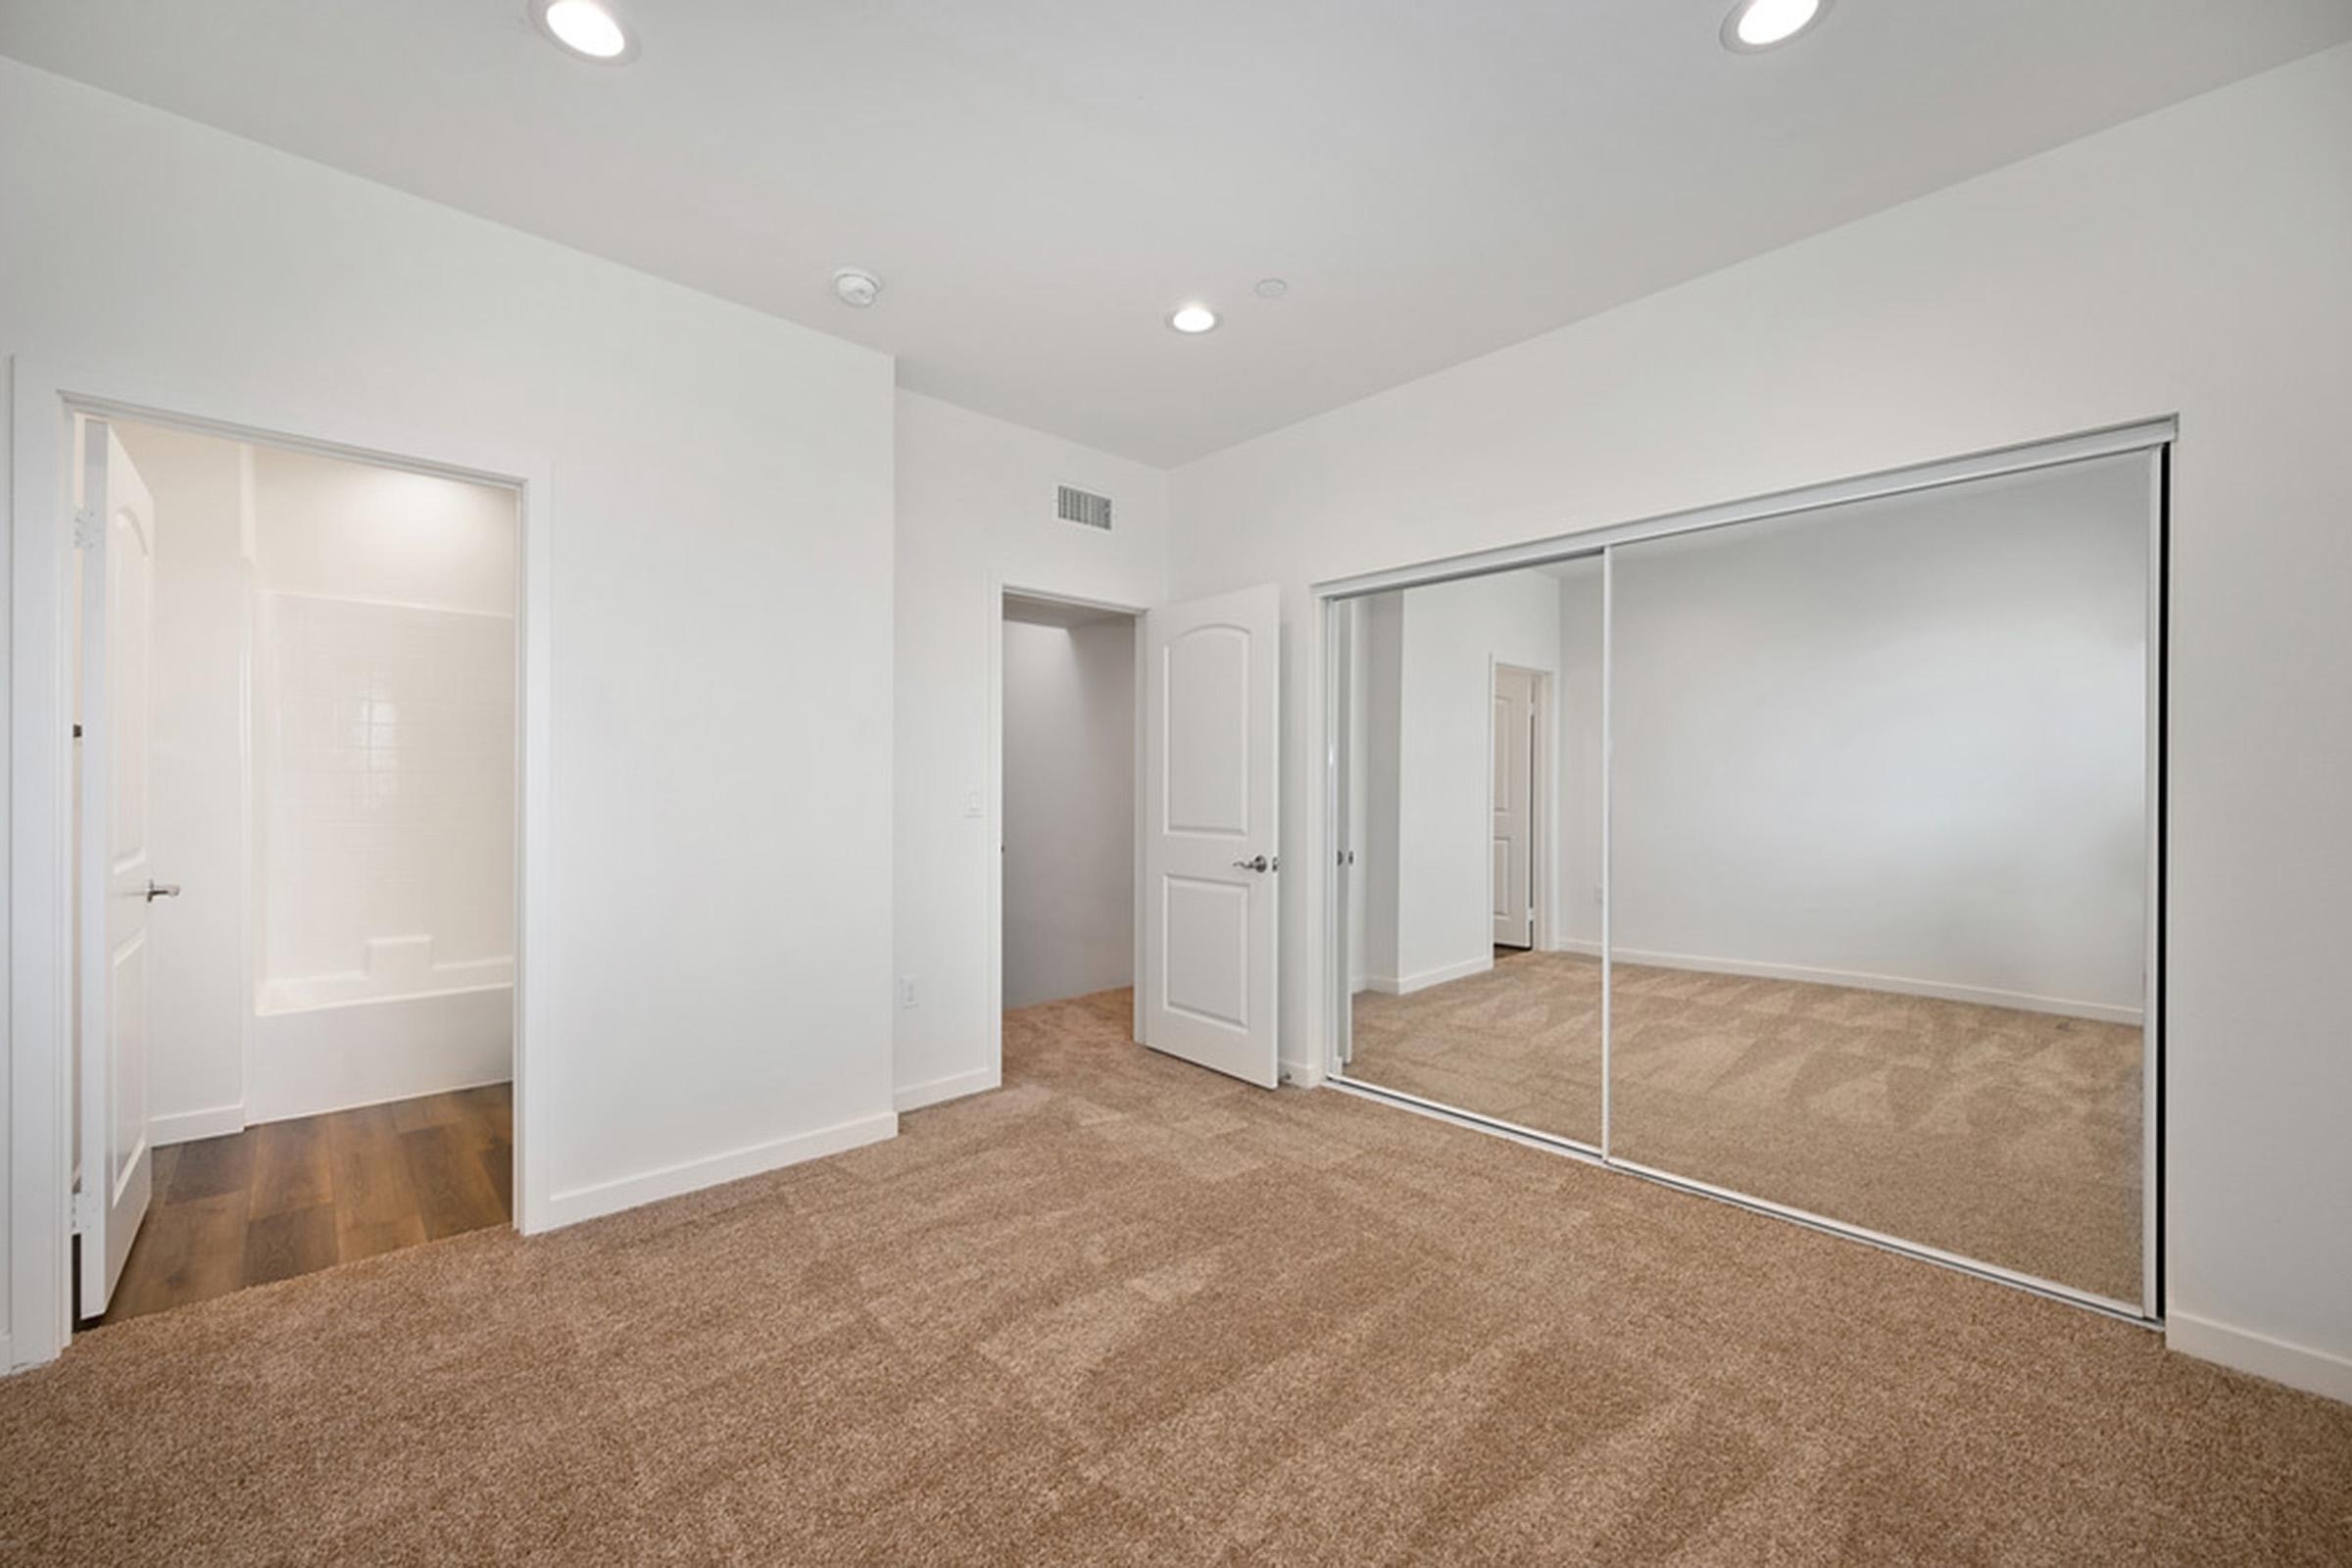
[832,268,883,308]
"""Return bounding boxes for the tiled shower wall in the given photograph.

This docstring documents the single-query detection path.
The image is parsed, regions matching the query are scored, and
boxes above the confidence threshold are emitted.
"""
[256,591,514,1004]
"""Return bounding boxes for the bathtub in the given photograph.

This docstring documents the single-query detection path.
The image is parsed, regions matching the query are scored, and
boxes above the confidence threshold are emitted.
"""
[248,949,514,1123]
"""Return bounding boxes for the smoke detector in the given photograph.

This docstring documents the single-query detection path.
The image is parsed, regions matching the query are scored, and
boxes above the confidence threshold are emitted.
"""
[832,269,883,308]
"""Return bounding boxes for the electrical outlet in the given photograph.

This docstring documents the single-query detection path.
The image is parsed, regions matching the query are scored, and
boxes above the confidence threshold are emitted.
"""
[963,790,985,818]
[899,975,918,1008]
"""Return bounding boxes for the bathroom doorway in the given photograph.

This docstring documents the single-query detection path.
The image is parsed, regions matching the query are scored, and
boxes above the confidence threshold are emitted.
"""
[69,414,521,1327]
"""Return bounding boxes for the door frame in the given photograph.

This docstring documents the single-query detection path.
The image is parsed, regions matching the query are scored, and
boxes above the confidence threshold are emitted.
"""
[8,355,555,1370]
[983,578,1149,1089]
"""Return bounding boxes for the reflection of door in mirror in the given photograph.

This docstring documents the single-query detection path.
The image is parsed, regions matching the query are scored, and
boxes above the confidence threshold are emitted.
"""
[1492,665,1538,951]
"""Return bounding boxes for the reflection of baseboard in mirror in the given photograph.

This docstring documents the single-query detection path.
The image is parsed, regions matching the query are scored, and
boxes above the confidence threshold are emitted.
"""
[1358,956,1493,996]
[1324,419,2167,1322]
[1594,947,2140,1026]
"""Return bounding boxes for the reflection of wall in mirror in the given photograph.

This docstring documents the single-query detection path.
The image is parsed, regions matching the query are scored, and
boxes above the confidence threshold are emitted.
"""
[1348,455,2147,1024]
[1355,567,1563,994]
[1608,455,2148,1022]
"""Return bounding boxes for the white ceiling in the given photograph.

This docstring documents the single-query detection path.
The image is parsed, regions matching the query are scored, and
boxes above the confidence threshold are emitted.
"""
[4,1,2346,466]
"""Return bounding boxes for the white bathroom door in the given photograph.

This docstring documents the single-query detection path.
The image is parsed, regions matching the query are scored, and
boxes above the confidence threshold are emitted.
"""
[75,418,158,1316]
[1140,583,1281,1088]
[1492,665,1536,949]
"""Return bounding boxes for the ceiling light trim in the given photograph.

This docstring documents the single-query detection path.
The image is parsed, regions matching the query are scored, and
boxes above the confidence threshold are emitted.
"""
[529,0,640,65]
[1720,0,1831,55]
[1168,304,1219,335]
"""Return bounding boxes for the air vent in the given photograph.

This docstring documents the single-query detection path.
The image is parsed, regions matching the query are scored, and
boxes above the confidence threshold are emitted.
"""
[1056,484,1113,531]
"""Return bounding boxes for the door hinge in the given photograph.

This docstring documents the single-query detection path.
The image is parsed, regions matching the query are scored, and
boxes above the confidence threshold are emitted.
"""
[73,509,103,551]
[72,1188,97,1235]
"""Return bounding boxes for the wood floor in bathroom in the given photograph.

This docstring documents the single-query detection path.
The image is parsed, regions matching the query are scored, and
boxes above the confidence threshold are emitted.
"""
[84,1083,513,1328]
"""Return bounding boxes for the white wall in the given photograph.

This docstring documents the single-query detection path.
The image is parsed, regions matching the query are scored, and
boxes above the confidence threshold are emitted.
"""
[4,56,899,1361]
[251,445,515,615]
[1612,456,2148,1016]
[893,391,1169,1109]
[1169,47,2352,1396]
[112,420,250,1146]
[1001,616,1135,1008]
[251,448,516,1004]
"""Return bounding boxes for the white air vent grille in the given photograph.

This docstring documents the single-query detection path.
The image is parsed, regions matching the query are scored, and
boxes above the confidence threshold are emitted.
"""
[1056,485,1113,531]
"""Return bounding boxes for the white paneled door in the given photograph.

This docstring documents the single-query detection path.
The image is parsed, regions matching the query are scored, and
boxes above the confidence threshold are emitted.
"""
[76,419,158,1315]
[1492,664,1537,949]
[1141,583,1281,1087]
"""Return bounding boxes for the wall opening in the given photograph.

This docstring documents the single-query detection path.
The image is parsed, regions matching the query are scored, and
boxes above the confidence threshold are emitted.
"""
[999,593,1139,1015]
[71,415,520,1330]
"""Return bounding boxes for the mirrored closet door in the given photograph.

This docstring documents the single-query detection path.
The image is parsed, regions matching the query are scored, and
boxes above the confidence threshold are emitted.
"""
[1328,429,2161,1317]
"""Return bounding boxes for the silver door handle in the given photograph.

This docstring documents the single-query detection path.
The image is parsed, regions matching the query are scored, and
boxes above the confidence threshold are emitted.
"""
[1232,856,1271,873]
[144,880,181,902]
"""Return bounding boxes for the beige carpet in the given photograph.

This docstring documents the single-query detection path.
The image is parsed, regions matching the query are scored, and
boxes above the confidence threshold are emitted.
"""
[3,988,2343,1565]
[1348,951,1607,1147]
[1349,952,2142,1301]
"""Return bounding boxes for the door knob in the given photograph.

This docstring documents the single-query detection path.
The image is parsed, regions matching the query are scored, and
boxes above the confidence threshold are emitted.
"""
[144,880,181,902]
[1232,855,1270,872]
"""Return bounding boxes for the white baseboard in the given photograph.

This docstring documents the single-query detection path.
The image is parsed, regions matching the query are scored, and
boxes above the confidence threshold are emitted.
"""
[895,1066,1000,1112]
[1279,1054,1326,1089]
[1361,955,1494,997]
[543,1109,899,1231]
[150,1102,247,1146]
[1544,937,1603,957]
[2169,1311,2352,1405]
[1601,945,2140,1026]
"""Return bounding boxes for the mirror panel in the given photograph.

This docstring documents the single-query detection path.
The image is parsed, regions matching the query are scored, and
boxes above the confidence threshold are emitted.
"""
[1606,455,2150,1300]
[1342,559,1605,1147]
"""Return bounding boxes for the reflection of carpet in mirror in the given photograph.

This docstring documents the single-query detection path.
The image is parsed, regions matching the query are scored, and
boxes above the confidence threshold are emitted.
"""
[1348,951,2143,1303]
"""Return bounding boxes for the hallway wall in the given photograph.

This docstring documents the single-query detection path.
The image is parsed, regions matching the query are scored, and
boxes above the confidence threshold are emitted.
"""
[1001,616,1135,1008]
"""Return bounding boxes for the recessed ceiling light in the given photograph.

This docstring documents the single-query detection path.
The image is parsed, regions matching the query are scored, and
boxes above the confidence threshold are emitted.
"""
[833,268,883,308]
[531,0,636,63]
[1168,304,1219,334]
[1721,0,1829,53]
